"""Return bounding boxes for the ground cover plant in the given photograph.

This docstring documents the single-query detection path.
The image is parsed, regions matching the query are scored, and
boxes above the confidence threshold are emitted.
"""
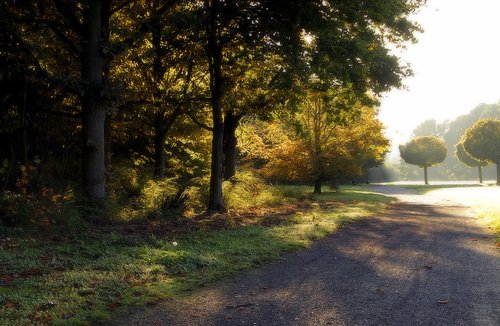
[0,186,391,326]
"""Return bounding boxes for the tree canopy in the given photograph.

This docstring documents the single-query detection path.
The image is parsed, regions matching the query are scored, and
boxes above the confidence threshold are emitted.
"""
[462,119,500,185]
[0,0,426,220]
[399,136,447,184]
[241,90,389,193]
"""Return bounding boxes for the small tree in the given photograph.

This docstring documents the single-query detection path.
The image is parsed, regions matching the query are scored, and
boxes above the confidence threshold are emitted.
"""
[455,142,488,183]
[462,119,500,185]
[399,136,447,185]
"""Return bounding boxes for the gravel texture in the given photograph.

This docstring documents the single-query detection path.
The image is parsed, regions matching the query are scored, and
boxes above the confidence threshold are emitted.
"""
[109,186,500,326]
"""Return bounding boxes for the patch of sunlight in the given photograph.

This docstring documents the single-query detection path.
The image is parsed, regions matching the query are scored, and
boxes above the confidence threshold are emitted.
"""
[425,186,500,242]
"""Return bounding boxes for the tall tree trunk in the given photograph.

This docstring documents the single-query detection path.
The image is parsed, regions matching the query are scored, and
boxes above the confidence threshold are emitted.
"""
[223,110,242,180]
[497,164,500,186]
[478,165,483,184]
[313,178,322,194]
[206,0,225,212]
[104,112,112,168]
[424,166,428,185]
[153,115,167,179]
[21,72,28,164]
[81,0,109,206]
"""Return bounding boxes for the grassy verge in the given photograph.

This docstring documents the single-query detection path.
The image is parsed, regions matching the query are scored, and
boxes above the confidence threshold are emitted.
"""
[0,186,391,325]
[475,207,500,243]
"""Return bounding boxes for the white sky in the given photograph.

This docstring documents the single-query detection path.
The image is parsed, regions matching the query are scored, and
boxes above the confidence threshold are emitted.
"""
[379,0,500,161]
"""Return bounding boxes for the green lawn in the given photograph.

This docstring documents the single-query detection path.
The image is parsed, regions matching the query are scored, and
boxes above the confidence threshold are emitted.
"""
[0,186,391,326]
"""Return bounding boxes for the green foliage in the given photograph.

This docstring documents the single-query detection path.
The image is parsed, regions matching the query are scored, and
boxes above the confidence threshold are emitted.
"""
[0,186,80,228]
[399,136,447,168]
[455,142,488,168]
[223,171,283,209]
[138,179,182,220]
[463,119,500,164]
[398,103,500,182]
[107,163,142,202]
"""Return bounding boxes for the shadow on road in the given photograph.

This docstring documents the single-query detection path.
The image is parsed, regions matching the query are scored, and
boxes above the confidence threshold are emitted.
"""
[110,187,500,326]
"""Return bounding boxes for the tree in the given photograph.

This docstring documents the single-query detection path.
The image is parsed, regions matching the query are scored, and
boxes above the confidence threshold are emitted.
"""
[112,1,205,180]
[241,90,389,194]
[455,142,488,183]
[462,119,500,185]
[5,0,127,206]
[399,136,447,185]
[196,0,425,212]
[402,103,500,182]
[412,119,446,138]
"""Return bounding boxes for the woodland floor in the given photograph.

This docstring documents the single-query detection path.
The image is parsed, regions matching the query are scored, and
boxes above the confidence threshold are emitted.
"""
[109,186,500,326]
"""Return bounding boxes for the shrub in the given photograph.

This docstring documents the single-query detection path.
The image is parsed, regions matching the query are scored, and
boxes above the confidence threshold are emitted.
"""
[139,179,183,220]
[223,171,283,209]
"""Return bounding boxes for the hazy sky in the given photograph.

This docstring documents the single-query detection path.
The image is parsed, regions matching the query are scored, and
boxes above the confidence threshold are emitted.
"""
[379,0,500,160]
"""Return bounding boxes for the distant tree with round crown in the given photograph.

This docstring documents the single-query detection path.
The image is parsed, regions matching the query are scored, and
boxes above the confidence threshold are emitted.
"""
[462,119,500,185]
[455,142,488,183]
[399,136,447,185]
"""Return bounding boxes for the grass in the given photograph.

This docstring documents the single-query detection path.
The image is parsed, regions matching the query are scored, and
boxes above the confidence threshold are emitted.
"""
[0,186,391,326]
[476,207,500,243]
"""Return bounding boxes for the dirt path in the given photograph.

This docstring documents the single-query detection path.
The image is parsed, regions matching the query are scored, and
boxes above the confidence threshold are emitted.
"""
[110,187,500,326]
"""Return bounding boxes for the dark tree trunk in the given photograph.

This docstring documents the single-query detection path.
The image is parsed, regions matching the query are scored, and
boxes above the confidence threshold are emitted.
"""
[313,178,322,194]
[104,112,112,168]
[478,165,483,184]
[424,166,428,185]
[21,73,28,164]
[81,0,109,206]
[206,0,225,212]
[153,115,167,180]
[223,110,242,180]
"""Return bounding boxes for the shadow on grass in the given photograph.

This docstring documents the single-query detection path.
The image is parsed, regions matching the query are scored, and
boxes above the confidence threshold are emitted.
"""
[118,200,500,326]
[0,188,387,326]
[313,190,393,203]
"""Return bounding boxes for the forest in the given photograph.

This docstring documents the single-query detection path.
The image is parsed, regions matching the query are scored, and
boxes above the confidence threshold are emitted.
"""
[3,2,500,325]
[0,0,424,224]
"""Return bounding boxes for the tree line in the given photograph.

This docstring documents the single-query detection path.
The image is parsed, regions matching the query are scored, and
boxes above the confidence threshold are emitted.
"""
[0,0,425,222]
[399,118,500,185]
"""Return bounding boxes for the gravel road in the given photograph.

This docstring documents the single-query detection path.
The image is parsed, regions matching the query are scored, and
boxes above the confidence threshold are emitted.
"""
[110,186,500,326]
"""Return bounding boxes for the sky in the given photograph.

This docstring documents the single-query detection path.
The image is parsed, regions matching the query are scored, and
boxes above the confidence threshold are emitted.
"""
[379,0,500,161]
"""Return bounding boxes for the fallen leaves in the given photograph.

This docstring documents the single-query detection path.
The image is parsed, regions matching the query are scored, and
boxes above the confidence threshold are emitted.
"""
[2,300,21,309]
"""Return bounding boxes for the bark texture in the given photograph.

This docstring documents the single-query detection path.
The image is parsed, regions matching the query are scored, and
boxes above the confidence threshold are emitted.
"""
[313,178,322,194]
[81,0,109,205]
[223,110,242,180]
[206,0,225,212]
